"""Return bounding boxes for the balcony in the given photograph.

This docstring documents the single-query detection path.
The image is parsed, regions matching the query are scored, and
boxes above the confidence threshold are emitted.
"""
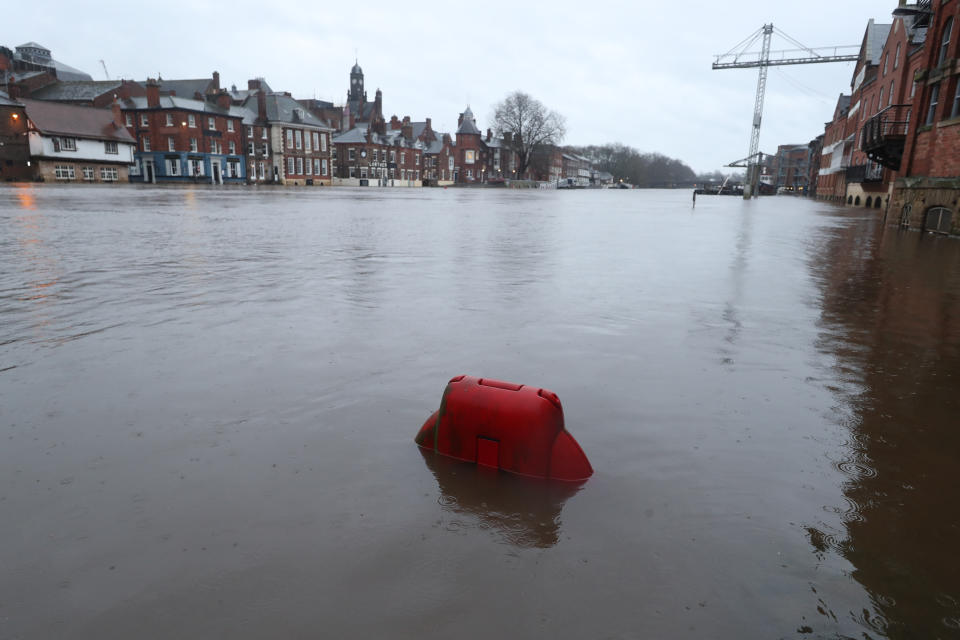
[861,105,911,170]
[845,161,885,184]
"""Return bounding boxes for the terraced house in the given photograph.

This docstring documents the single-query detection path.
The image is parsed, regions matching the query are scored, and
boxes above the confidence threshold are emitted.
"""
[241,90,333,186]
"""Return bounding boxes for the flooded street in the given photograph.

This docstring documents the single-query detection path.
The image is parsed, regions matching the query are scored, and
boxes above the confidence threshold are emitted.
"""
[1,185,958,639]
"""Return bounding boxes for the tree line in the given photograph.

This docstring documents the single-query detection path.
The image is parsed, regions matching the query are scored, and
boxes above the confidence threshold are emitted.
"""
[492,91,738,186]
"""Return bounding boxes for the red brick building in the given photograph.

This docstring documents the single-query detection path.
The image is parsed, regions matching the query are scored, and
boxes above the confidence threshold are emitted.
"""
[887,0,960,233]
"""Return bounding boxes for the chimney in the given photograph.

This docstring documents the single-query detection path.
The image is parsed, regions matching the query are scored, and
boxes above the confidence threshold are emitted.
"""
[257,89,267,121]
[248,78,261,91]
[503,131,512,145]
[390,115,400,129]
[425,117,432,131]
[486,128,492,142]
[212,71,220,91]
[458,112,464,126]
[111,98,123,127]
[146,78,160,108]
[216,90,231,110]
[401,122,413,140]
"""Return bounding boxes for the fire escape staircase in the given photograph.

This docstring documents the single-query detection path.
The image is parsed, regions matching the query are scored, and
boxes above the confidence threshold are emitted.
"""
[861,105,911,171]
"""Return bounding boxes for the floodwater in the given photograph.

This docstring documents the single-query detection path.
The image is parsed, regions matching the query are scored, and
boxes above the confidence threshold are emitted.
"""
[1,185,958,639]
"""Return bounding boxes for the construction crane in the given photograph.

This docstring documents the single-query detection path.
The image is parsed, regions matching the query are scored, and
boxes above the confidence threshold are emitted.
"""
[99,59,110,80]
[713,25,860,198]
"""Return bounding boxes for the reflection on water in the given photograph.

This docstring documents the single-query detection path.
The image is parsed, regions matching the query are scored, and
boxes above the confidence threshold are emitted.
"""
[2,186,960,639]
[420,448,583,548]
[808,217,960,638]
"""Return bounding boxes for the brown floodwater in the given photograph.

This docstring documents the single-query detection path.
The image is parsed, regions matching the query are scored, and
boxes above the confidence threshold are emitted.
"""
[1,184,958,639]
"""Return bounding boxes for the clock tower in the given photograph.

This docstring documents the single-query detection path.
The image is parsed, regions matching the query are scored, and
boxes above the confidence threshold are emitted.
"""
[348,61,366,104]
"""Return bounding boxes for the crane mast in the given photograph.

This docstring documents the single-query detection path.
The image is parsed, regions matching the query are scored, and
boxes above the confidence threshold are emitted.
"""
[713,25,859,198]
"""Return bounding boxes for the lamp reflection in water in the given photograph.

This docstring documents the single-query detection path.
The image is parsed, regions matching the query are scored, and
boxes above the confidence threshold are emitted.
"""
[419,448,585,549]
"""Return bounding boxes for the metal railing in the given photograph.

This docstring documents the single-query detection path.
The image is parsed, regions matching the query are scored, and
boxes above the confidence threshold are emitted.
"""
[862,105,911,151]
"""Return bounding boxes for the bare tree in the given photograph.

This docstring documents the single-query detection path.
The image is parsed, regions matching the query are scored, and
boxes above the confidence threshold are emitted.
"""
[492,91,566,178]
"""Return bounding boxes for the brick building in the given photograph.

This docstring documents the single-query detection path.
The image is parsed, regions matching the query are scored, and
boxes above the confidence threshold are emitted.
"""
[240,88,333,186]
[0,92,31,181]
[331,122,423,187]
[121,79,247,184]
[817,95,853,201]
[771,143,812,193]
[885,0,960,233]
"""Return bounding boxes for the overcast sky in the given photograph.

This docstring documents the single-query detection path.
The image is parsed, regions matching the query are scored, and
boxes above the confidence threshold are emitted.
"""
[7,0,892,173]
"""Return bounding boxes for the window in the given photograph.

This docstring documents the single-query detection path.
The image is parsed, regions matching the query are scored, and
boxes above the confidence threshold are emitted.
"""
[296,157,303,174]
[360,166,368,179]
[332,147,337,160]
[912,80,917,98]
[348,148,356,161]
[895,43,901,69]
[100,167,118,181]
[287,157,295,176]
[168,137,176,151]
[229,141,236,154]
[248,142,255,155]
[465,149,475,164]
[188,159,203,176]
[925,206,953,234]
[401,152,406,164]
[227,120,234,132]
[415,153,420,166]
[295,130,303,150]
[188,114,196,127]
[286,129,294,149]
[390,150,396,163]
[166,113,174,126]
[125,114,132,127]
[82,166,95,181]
[448,156,454,171]
[165,159,180,176]
[312,132,319,150]
[54,165,75,179]
[305,132,311,152]
[940,17,954,66]
[314,158,321,175]
[60,137,77,151]
[141,114,149,126]
[889,81,895,107]
[258,161,265,180]
[306,157,312,175]
[261,143,269,156]
[878,88,884,112]
[321,133,327,152]
[321,158,328,175]
[883,53,888,76]
[261,128,268,139]
[927,82,941,124]
[190,138,198,152]
[952,81,960,119]
[104,141,118,154]
[247,126,253,138]
[208,117,215,130]
[349,166,356,178]
[142,137,151,152]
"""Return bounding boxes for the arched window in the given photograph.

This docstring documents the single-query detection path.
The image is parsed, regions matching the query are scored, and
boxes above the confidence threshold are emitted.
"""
[855,196,861,206]
[884,52,889,76]
[866,196,873,207]
[889,81,895,107]
[939,17,954,66]
[894,43,901,69]
[874,197,882,209]
[924,206,953,233]
[847,195,853,204]
[878,88,884,112]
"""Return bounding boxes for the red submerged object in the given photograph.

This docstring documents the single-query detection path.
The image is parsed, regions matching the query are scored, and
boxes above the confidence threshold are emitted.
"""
[415,375,593,482]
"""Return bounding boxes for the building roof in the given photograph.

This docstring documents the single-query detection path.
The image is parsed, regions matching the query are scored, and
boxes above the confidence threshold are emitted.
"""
[332,124,420,148]
[0,92,20,107]
[239,93,332,130]
[457,107,480,135]
[17,42,49,51]
[51,60,92,82]
[864,20,892,65]
[29,80,123,102]
[150,78,214,98]
[122,95,251,122]
[19,98,135,143]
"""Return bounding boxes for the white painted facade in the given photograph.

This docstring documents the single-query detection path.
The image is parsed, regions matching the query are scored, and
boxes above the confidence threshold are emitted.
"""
[28,132,135,164]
